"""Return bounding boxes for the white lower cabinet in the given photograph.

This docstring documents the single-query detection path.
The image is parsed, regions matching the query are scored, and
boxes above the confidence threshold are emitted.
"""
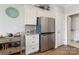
[25,34,39,55]
[26,45,39,54]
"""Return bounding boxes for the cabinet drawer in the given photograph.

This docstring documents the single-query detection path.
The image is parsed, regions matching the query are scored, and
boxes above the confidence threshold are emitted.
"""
[26,45,39,54]
[26,39,39,46]
[26,37,39,42]
[26,35,39,46]
[26,35,39,40]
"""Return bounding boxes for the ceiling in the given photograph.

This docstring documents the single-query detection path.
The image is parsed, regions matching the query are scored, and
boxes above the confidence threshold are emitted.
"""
[34,4,72,8]
[55,4,72,8]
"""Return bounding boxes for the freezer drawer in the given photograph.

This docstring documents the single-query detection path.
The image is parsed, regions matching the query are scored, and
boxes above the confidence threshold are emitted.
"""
[48,34,55,49]
[41,34,49,51]
[40,33,55,51]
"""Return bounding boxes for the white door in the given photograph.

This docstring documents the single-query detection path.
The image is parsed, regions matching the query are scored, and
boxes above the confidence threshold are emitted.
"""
[75,19,79,41]
[71,15,79,41]
[67,16,72,44]
[71,16,76,41]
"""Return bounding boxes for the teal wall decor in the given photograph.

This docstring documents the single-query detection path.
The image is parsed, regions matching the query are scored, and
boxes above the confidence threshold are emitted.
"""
[6,7,19,18]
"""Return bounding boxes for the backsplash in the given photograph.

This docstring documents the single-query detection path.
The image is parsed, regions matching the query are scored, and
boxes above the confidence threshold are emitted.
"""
[25,25,36,34]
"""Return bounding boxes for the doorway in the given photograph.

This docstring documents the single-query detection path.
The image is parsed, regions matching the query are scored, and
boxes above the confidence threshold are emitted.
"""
[67,14,79,48]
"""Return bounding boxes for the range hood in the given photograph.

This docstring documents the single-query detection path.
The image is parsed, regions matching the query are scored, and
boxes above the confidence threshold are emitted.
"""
[34,4,50,10]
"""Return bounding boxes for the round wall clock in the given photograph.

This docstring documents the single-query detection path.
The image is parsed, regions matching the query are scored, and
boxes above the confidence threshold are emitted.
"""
[6,7,19,18]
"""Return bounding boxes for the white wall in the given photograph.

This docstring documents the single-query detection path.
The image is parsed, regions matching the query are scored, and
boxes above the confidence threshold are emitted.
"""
[53,6,65,47]
[65,4,79,44]
[0,5,25,36]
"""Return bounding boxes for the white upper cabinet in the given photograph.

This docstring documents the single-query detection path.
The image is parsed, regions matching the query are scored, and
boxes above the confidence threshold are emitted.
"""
[24,5,52,25]
[24,5,38,25]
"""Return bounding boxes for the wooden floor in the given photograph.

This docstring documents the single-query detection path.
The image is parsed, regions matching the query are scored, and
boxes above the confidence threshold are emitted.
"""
[34,45,79,55]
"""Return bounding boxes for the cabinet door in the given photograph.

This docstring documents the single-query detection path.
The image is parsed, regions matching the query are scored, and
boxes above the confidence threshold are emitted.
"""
[48,18,55,32]
[25,5,37,25]
[30,45,39,54]
[41,17,49,33]
[26,45,39,54]
[25,34,39,54]
[26,35,39,46]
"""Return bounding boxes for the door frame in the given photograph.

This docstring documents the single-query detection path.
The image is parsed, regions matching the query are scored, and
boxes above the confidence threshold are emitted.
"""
[67,13,79,44]
[67,16,72,44]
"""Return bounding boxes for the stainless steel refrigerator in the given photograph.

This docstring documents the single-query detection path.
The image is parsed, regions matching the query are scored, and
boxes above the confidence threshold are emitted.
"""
[36,17,55,51]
